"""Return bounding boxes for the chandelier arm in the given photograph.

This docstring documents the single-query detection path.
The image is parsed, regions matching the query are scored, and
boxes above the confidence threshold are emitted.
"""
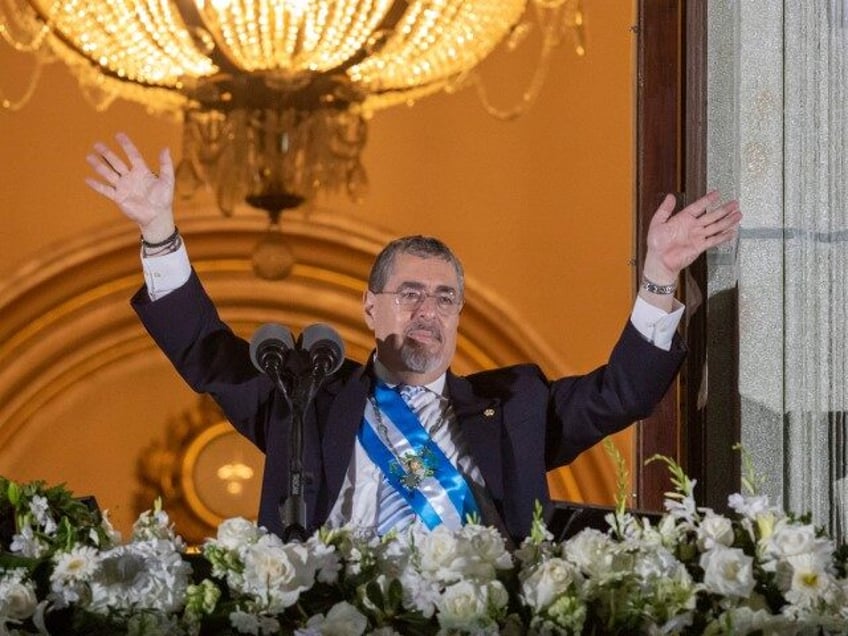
[0,50,45,110]
[470,0,571,122]
[470,46,555,122]
[1,0,51,51]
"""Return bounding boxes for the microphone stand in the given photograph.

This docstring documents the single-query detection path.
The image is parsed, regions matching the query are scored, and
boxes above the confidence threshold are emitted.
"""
[254,327,341,543]
[276,352,331,543]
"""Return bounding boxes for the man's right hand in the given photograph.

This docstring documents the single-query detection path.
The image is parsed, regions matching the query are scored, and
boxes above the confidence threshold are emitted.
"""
[86,132,176,243]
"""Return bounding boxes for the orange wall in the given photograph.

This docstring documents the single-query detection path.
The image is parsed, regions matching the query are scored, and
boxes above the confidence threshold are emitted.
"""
[0,2,637,534]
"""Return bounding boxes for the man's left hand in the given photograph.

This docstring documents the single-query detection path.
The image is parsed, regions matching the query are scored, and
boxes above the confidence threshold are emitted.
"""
[640,191,742,310]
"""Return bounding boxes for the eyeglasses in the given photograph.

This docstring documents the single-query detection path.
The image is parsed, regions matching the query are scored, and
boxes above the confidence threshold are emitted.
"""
[371,288,463,315]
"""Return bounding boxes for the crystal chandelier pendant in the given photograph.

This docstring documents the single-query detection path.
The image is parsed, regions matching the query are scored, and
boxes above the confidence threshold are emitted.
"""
[179,75,369,279]
[251,210,295,281]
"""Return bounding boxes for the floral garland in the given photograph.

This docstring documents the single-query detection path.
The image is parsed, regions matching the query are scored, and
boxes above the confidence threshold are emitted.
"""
[1,452,848,635]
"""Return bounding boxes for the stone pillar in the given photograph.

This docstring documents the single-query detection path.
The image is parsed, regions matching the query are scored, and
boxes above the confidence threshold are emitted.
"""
[707,0,848,538]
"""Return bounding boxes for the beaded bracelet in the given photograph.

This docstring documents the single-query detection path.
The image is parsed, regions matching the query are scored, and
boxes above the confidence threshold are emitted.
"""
[140,226,179,248]
[141,227,181,258]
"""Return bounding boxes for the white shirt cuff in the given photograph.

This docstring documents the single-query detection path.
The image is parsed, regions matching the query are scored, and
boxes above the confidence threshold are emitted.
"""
[141,243,192,301]
[630,295,684,351]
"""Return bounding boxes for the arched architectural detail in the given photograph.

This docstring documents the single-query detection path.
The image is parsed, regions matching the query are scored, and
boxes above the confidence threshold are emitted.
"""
[0,211,614,509]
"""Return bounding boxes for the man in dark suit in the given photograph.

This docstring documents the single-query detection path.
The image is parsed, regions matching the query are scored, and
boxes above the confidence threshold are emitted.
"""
[87,133,742,544]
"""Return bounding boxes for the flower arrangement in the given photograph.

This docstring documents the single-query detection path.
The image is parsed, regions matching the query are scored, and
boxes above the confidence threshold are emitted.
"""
[2,448,848,635]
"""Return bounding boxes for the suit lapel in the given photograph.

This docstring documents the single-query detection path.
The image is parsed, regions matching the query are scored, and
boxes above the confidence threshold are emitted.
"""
[447,372,504,501]
[320,362,372,505]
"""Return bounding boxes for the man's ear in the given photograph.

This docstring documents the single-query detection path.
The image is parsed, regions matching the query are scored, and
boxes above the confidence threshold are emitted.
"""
[362,290,376,329]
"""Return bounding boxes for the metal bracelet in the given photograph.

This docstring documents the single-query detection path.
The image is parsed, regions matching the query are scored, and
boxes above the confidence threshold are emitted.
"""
[640,276,677,295]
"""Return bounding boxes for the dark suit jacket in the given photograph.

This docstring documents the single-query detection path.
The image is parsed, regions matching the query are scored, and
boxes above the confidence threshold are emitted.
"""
[133,271,685,543]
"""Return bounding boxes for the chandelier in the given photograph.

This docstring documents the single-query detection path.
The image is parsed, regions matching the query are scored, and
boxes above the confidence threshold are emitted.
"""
[1,0,583,276]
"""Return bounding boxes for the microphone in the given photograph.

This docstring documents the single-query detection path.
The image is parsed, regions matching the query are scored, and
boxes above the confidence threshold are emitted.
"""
[299,323,345,377]
[249,323,295,377]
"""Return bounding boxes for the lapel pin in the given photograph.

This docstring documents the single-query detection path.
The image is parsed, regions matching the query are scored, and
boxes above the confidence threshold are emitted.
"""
[483,408,495,418]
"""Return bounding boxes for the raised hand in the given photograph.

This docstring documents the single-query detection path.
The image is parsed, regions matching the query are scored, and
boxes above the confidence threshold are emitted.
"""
[86,132,175,243]
[638,191,742,312]
[644,191,742,280]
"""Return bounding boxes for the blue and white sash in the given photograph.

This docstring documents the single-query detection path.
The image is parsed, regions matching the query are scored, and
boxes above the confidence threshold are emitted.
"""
[358,382,480,531]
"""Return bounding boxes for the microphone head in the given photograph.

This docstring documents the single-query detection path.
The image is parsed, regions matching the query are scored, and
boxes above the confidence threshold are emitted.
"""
[300,323,345,375]
[249,323,295,373]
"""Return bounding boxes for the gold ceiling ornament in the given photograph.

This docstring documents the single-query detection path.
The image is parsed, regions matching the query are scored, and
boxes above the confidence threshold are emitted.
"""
[1,0,585,277]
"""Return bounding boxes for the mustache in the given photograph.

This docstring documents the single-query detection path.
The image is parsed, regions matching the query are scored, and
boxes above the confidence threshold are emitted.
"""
[404,321,442,342]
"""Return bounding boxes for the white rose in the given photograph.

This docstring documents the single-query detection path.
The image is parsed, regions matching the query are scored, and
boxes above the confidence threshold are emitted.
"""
[399,568,441,617]
[765,521,829,563]
[562,528,616,577]
[306,601,368,636]
[632,543,683,581]
[699,545,755,598]
[240,540,316,612]
[457,524,513,577]
[0,577,37,621]
[520,558,580,611]
[415,526,461,582]
[697,513,735,551]
[216,517,262,550]
[488,580,509,610]
[436,580,494,631]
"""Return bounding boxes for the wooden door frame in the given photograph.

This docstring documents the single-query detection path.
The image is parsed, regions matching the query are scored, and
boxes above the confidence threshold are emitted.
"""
[634,0,708,510]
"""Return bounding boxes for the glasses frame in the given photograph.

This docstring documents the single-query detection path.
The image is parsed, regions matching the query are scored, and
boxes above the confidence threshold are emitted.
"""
[370,287,464,316]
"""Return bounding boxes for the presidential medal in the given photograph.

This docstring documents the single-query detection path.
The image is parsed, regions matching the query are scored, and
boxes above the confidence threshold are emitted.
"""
[391,446,436,490]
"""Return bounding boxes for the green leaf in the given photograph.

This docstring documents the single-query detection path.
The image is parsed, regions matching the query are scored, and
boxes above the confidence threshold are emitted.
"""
[365,580,385,609]
[7,479,21,507]
[387,577,404,612]
[0,553,41,571]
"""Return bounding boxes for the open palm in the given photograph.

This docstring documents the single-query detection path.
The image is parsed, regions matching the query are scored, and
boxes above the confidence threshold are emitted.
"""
[86,133,174,231]
[646,192,742,278]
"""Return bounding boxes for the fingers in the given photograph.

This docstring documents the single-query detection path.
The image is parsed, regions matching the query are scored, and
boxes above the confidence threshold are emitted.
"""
[85,136,133,197]
[683,190,721,217]
[87,132,152,179]
[85,151,120,188]
[84,176,117,202]
[700,200,742,237]
[158,147,174,185]
[651,193,677,225]
[116,132,154,175]
[92,140,130,177]
[85,133,172,202]
[703,225,739,250]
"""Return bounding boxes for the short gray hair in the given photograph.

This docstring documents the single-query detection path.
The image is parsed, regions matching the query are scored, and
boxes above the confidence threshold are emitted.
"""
[368,235,465,297]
